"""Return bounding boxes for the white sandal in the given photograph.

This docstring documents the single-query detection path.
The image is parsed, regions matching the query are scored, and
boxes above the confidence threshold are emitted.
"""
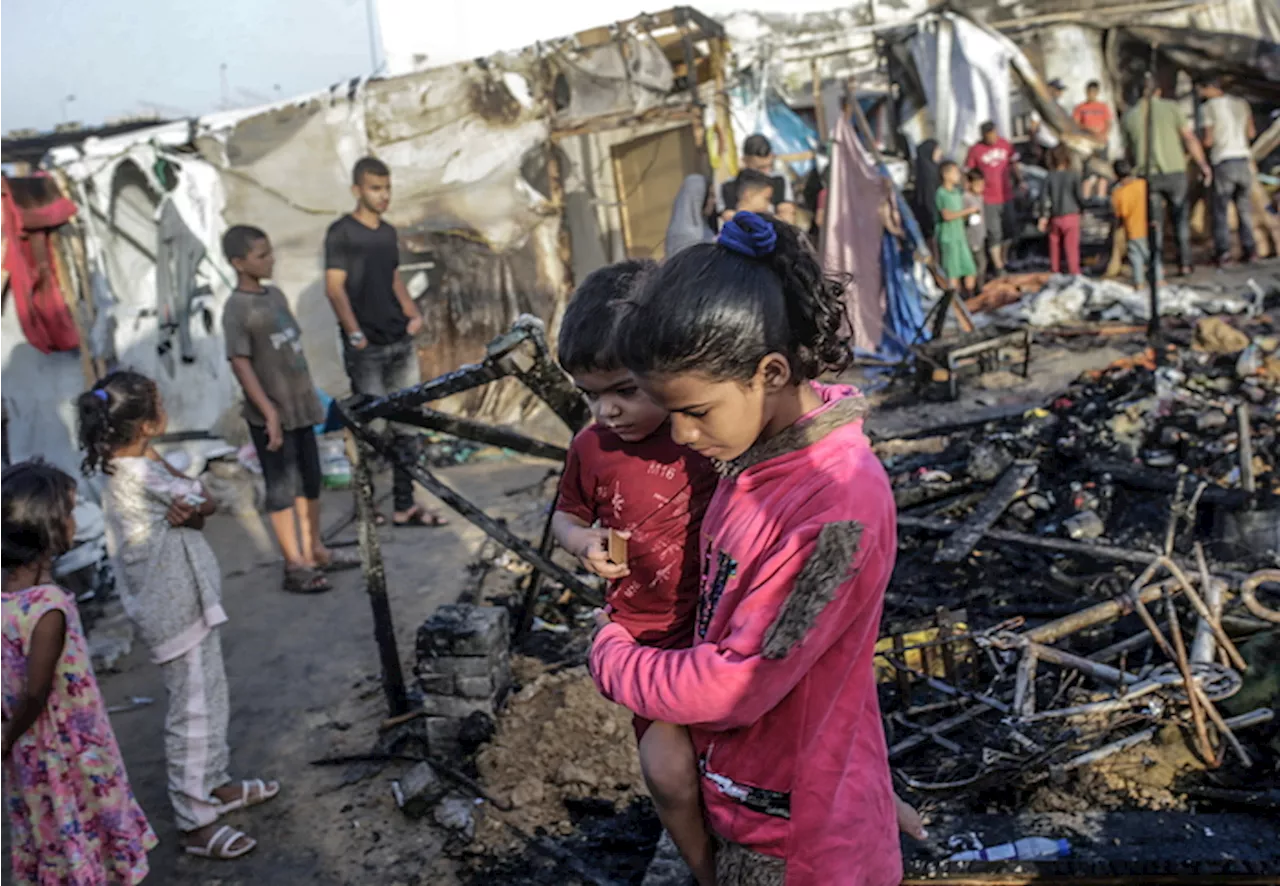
[184,824,257,859]
[212,778,280,815]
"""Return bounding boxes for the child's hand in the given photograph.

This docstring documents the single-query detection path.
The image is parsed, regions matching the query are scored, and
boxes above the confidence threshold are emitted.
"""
[895,793,928,840]
[571,527,630,580]
[166,499,197,527]
[1037,217,1049,233]
[265,412,284,452]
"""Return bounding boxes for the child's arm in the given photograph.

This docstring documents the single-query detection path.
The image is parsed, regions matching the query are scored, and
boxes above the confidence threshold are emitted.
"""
[230,356,283,453]
[144,447,215,524]
[1,609,66,759]
[591,518,891,730]
[551,511,629,581]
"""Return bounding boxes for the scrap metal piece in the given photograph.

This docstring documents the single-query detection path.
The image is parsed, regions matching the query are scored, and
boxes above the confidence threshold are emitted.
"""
[1240,569,1280,624]
[934,461,1038,564]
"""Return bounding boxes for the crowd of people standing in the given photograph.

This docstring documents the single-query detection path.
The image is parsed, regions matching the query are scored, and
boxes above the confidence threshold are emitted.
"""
[918,75,1262,294]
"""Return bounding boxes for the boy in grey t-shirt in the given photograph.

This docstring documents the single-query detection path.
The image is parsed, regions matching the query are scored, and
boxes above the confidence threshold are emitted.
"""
[221,225,357,593]
[963,169,988,283]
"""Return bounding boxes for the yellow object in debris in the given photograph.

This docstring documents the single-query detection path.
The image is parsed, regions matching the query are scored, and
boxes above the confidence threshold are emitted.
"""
[874,623,969,683]
[1025,408,1050,419]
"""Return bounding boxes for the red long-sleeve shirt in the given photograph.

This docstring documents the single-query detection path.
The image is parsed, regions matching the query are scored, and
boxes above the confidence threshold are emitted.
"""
[591,384,901,886]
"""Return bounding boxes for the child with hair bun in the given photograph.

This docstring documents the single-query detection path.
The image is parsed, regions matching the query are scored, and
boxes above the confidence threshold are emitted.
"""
[590,212,903,886]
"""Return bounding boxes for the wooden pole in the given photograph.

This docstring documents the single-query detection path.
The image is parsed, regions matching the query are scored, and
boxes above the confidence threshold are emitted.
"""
[345,431,410,717]
[811,58,827,143]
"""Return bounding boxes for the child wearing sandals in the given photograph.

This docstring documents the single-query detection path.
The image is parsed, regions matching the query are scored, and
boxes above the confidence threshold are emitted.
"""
[77,371,278,860]
[3,460,158,884]
[221,224,360,593]
[590,212,905,886]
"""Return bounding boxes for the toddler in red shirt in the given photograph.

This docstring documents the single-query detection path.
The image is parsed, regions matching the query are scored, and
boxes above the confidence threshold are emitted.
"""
[551,260,719,886]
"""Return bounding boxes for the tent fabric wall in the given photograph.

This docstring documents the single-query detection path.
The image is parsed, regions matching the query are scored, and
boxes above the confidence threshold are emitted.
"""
[820,116,884,353]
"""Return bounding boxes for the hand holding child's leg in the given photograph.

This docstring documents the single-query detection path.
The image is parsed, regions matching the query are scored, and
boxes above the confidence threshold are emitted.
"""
[895,792,928,840]
[639,721,716,886]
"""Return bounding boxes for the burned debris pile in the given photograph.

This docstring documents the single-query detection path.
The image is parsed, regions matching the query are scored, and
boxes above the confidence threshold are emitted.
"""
[880,312,1280,868]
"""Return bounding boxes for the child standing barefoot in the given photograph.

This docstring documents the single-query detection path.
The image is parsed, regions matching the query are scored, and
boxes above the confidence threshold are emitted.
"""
[592,212,902,886]
[3,460,158,884]
[77,371,279,860]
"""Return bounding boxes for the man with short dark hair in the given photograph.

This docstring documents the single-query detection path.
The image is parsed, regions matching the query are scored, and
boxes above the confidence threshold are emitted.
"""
[324,157,445,528]
[1199,77,1257,265]
[718,134,797,224]
[964,122,1023,276]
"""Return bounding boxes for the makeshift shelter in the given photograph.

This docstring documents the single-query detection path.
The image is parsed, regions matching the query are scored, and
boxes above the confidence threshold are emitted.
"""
[1,7,731,476]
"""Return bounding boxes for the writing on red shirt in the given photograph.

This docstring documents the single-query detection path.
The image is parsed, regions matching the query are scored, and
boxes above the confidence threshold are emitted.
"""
[556,424,717,647]
[964,138,1014,205]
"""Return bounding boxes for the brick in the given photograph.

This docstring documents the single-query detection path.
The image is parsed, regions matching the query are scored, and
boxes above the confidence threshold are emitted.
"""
[455,675,495,698]
[421,693,496,719]
[394,761,445,818]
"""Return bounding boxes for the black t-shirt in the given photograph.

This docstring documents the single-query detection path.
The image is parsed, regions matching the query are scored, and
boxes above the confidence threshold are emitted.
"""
[324,215,407,346]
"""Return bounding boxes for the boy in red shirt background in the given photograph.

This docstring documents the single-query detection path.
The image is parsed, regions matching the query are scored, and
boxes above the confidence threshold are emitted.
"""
[551,260,719,886]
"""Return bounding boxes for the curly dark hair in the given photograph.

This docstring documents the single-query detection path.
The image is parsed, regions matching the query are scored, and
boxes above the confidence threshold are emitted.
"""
[2,460,77,569]
[76,370,161,476]
[617,215,850,382]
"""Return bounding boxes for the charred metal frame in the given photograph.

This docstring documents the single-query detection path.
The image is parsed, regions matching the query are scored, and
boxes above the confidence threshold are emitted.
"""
[336,317,598,716]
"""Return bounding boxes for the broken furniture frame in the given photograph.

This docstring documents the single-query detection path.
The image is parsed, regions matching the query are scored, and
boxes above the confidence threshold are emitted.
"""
[914,326,1033,401]
[336,317,597,716]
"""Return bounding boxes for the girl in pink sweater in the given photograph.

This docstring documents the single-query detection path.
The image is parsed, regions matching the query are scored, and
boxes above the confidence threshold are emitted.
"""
[591,212,902,886]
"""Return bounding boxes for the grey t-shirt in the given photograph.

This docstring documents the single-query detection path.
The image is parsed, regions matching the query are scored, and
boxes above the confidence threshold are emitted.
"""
[222,286,325,430]
[963,192,986,252]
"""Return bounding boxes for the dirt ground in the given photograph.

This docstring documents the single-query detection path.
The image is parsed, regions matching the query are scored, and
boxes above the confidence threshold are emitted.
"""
[95,456,556,886]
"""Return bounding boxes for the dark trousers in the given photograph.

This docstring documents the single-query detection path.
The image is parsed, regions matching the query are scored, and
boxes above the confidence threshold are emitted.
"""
[1148,172,1192,269]
[1211,158,1257,261]
[344,337,420,512]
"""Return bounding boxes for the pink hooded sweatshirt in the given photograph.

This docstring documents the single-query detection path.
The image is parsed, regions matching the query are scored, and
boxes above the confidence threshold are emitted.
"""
[590,384,901,886]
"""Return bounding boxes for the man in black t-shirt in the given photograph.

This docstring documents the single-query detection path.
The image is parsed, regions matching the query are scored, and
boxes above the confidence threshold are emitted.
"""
[324,157,445,528]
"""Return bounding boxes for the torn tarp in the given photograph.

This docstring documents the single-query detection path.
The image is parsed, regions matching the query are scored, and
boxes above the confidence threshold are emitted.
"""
[821,116,884,352]
[1107,27,1280,103]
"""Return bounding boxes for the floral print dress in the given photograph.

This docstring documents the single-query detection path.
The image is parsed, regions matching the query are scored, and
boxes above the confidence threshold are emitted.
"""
[3,584,157,885]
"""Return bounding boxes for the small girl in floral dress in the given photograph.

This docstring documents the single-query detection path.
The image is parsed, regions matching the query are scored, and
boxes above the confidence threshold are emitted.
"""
[2,460,158,885]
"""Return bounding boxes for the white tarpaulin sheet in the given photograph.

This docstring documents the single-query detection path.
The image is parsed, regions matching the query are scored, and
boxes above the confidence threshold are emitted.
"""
[909,12,1016,160]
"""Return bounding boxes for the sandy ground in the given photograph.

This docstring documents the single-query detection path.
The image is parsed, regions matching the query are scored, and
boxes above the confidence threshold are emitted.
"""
[94,456,555,886]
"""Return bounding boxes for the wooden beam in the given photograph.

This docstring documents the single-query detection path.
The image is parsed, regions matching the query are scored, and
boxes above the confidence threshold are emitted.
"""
[934,461,1037,564]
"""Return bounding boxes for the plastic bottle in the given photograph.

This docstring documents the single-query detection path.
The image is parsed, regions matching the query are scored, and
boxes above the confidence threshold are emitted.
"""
[947,837,1070,863]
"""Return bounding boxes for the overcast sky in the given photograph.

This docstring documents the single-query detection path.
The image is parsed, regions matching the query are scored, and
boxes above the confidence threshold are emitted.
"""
[2,0,845,133]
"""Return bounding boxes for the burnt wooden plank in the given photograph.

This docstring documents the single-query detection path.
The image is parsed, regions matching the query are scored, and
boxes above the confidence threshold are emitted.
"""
[934,461,1038,563]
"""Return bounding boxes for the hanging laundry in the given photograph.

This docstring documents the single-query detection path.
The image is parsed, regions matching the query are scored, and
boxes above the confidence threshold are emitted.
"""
[2,177,80,355]
[155,197,206,364]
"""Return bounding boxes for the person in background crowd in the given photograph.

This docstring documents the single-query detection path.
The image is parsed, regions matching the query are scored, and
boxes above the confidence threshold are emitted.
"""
[936,161,980,293]
[964,169,988,284]
[1027,79,1067,165]
[1121,84,1213,277]
[732,169,778,216]
[965,122,1024,277]
[1111,158,1162,288]
[1038,144,1084,276]
[665,174,718,258]
[1074,80,1114,199]
[719,135,797,225]
[913,138,944,245]
[1198,77,1258,266]
[324,157,446,529]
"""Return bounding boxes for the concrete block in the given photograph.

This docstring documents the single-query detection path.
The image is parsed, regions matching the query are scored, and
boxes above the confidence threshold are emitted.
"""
[421,693,495,719]
[393,761,446,818]
[417,604,509,659]
[455,675,494,698]
[416,672,455,695]
[423,654,498,678]
[425,716,462,755]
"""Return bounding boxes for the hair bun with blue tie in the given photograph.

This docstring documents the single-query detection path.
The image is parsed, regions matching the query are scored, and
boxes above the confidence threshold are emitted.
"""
[718,211,778,259]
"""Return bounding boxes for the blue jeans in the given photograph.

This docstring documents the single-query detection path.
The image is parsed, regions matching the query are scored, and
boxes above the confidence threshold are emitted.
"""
[1211,158,1257,261]
[1126,236,1163,289]
[344,337,421,512]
